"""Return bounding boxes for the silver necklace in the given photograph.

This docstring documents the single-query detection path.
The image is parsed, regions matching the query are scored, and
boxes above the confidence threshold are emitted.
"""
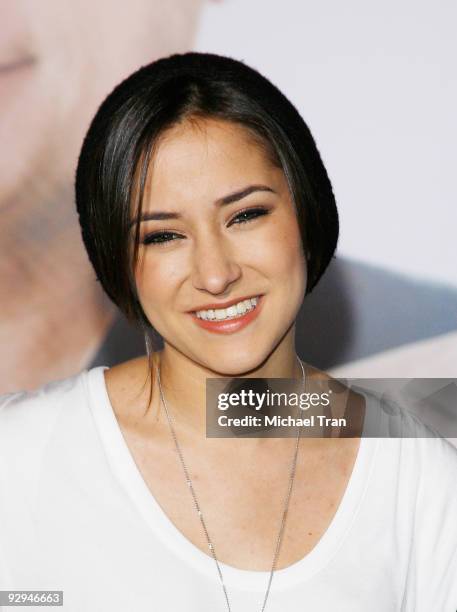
[156,357,306,612]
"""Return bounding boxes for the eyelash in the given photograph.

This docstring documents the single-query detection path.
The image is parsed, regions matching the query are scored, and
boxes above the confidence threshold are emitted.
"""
[141,206,270,246]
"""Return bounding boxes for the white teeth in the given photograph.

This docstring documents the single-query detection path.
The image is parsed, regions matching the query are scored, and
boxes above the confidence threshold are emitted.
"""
[237,302,246,315]
[195,296,260,321]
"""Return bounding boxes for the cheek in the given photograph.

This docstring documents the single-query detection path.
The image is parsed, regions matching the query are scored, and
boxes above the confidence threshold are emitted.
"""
[134,251,182,312]
[256,214,306,287]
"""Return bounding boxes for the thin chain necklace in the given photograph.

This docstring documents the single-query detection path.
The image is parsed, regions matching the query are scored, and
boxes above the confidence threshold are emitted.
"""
[155,356,306,612]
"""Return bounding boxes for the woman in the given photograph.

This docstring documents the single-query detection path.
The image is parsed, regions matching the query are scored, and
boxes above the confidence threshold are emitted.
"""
[0,53,456,611]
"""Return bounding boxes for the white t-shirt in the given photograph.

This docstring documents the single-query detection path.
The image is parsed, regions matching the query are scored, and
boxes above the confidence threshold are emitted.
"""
[0,367,456,611]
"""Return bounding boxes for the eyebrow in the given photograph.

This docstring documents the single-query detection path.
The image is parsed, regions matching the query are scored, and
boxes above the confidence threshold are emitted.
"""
[131,184,276,226]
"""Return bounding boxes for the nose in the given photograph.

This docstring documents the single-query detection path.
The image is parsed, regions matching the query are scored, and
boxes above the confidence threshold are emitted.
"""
[191,233,242,295]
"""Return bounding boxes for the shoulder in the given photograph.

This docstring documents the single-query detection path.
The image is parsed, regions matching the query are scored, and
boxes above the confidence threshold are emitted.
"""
[0,368,116,514]
[0,369,98,463]
[0,372,85,423]
[368,392,457,513]
[410,426,457,497]
[360,386,457,472]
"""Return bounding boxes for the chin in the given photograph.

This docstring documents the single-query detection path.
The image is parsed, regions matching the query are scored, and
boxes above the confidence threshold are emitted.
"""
[200,343,274,378]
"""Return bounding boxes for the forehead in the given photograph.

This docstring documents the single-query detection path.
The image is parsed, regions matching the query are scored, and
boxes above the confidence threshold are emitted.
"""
[143,118,284,206]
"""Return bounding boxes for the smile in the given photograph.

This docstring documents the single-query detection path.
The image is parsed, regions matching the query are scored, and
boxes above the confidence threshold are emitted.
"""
[190,295,263,334]
[195,296,259,321]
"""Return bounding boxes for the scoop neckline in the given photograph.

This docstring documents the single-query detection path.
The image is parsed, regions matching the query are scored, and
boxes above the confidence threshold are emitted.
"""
[84,366,379,591]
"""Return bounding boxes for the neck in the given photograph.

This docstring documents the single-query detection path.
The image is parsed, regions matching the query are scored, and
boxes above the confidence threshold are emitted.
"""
[0,185,115,393]
[155,329,302,438]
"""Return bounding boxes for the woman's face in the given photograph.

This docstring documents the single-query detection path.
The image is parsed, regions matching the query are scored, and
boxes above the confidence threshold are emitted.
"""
[134,117,306,375]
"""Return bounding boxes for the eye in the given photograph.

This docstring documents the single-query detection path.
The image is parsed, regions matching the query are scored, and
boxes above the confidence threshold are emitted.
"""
[141,231,184,246]
[228,206,270,226]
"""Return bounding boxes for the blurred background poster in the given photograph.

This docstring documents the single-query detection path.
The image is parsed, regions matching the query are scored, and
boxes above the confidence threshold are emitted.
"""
[1,0,456,396]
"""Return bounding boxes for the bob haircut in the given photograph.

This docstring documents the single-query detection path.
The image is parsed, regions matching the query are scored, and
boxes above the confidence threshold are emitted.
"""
[76,52,339,337]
